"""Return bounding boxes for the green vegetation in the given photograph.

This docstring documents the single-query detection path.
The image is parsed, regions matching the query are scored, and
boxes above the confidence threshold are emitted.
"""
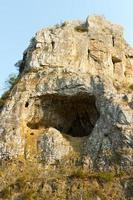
[75,24,88,32]
[96,171,115,182]
[0,157,129,200]
[129,83,133,91]
[68,168,122,182]
[0,73,19,109]
[55,21,67,29]
[5,73,19,89]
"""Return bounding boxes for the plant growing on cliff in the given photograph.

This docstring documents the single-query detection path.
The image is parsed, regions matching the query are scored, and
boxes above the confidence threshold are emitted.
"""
[129,83,133,91]
[0,73,19,109]
[5,73,19,89]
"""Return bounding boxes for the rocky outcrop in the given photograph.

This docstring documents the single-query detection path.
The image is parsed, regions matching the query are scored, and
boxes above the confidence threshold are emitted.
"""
[0,16,133,199]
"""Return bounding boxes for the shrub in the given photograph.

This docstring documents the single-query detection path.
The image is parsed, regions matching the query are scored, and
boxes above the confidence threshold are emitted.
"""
[1,91,10,100]
[0,99,5,108]
[0,74,19,109]
[75,24,88,32]
[96,171,115,182]
[129,84,133,91]
[70,168,89,179]
[0,91,10,109]
[5,73,19,90]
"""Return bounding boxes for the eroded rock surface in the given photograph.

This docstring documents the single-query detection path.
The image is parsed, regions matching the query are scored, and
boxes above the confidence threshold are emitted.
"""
[0,15,133,199]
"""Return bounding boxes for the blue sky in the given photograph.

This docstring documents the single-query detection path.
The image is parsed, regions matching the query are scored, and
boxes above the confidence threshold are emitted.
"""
[0,0,133,95]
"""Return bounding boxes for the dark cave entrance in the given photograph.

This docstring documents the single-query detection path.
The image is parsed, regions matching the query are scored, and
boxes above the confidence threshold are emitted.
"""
[27,94,100,137]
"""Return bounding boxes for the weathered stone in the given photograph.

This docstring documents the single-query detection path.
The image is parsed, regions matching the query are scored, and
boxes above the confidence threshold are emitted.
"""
[0,15,133,199]
[0,15,133,166]
[37,128,73,164]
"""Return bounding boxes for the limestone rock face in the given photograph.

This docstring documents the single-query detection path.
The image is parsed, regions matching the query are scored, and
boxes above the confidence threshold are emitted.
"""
[0,16,133,200]
[0,15,133,199]
[38,127,73,164]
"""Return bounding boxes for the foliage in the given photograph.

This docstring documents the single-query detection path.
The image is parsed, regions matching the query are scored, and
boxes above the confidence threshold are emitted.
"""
[0,99,5,109]
[0,157,129,200]
[0,91,10,109]
[129,83,133,91]
[75,24,88,32]
[96,171,115,182]
[55,21,67,29]
[0,73,19,109]
[68,168,115,182]
[5,73,19,90]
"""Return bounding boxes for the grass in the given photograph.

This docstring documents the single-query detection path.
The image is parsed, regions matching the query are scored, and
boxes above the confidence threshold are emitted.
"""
[0,157,129,200]
[69,168,116,182]
[0,187,11,199]
[96,171,115,182]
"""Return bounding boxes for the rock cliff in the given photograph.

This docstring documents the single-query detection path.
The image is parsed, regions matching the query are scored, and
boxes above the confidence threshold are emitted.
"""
[0,16,133,200]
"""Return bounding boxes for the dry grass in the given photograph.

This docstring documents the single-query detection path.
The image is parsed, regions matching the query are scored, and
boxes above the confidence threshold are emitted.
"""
[0,156,129,200]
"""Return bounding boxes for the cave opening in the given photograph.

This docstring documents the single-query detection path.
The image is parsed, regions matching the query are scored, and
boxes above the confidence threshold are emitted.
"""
[27,94,100,137]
